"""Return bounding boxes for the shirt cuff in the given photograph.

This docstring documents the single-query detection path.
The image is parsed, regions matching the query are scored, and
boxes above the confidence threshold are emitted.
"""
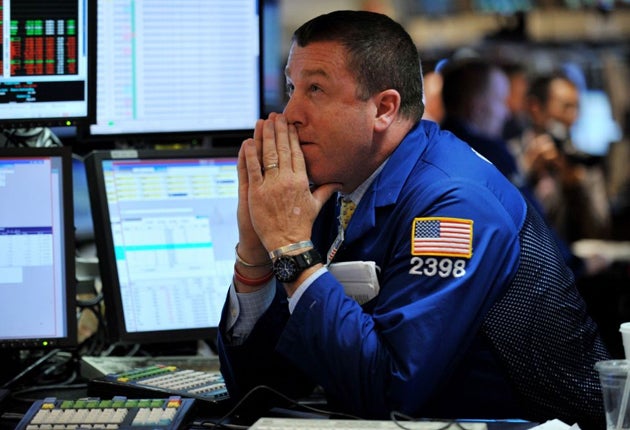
[226,279,275,345]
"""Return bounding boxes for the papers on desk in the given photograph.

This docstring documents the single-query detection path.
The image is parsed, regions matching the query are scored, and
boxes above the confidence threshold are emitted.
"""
[530,419,580,430]
[328,261,380,305]
[250,417,488,429]
[571,239,630,262]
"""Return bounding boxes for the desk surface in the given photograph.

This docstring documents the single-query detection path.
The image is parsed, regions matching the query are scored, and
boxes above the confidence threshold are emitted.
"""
[249,418,490,429]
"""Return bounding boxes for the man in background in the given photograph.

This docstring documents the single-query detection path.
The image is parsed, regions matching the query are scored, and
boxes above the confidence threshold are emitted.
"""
[518,72,612,243]
[441,57,610,279]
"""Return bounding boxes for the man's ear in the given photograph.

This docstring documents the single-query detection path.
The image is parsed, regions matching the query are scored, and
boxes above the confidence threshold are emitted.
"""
[374,89,401,133]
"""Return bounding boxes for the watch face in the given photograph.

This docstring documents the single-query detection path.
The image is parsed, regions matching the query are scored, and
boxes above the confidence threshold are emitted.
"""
[271,249,323,283]
[273,256,299,283]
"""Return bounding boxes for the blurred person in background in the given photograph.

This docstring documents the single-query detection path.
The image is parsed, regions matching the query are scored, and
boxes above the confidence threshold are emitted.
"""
[502,62,530,141]
[440,57,610,278]
[421,60,447,123]
[515,72,612,244]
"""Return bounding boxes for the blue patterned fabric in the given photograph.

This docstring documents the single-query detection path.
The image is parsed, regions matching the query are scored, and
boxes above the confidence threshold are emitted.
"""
[483,203,609,429]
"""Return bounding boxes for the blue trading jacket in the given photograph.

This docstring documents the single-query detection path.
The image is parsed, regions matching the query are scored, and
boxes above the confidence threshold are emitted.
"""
[218,120,608,427]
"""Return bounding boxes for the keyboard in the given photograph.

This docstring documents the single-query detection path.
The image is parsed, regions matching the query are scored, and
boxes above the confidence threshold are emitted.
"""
[80,355,220,379]
[16,395,194,430]
[87,364,230,415]
[249,418,488,429]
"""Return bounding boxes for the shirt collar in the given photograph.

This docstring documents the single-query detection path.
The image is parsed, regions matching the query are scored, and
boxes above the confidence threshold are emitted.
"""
[339,159,389,206]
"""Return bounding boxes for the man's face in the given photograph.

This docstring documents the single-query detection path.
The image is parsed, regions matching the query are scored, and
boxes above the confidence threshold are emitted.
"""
[283,41,378,193]
[506,72,528,114]
[545,78,580,129]
[477,69,511,138]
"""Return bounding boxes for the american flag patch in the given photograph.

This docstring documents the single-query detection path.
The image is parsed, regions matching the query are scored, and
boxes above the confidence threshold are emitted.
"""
[411,217,473,258]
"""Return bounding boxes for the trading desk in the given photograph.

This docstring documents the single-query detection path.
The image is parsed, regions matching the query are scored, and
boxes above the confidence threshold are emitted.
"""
[0,353,541,430]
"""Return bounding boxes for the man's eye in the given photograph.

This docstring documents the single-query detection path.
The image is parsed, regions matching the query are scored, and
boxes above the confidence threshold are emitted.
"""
[309,85,321,92]
[285,83,294,96]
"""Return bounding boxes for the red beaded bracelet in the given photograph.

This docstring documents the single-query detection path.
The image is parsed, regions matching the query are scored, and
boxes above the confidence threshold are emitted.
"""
[233,265,274,287]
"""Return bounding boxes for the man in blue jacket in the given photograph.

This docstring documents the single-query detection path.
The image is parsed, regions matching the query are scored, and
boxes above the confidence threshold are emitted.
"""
[219,10,610,429]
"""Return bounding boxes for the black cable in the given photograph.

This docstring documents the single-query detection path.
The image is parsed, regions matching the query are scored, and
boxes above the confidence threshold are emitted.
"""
[189,422,249,430]
[390,411,473,430]
[99,341,123,357]
[2,127,64,148]
[197,389,471,430]
[125,343,143,357]
[1,129,28,147]
[0,349,60,390]
[390,411,419,430]
[11,381,87,403]
[34,352,76,385]
[76,292,104,307]
[196,384,362,429]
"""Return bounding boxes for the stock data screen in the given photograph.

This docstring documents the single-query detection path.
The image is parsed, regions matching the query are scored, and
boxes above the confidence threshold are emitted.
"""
[0,0,90,126]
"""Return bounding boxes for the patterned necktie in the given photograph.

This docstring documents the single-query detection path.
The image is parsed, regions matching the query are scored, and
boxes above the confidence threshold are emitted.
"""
[339,198,357,230]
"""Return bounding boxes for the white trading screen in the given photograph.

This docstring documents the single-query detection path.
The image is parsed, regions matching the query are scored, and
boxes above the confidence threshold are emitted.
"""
[101,157,238,333]
[90,0,260,135]
[0,0,90,124]
[0,156,67,340]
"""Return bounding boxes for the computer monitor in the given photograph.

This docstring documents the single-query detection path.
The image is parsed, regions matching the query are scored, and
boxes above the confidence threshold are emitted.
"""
[0,146,77,350]
[0,0,92,129]
[571,89,622,156]
[85,148,239,345]
[83,0,262,145]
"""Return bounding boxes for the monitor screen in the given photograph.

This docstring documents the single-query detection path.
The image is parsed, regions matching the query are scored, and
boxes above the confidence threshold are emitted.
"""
[0,146,76,350]
[0,0,92,129]
[571,89,622,156]
[85,148,239,345]
[84,0,262,143]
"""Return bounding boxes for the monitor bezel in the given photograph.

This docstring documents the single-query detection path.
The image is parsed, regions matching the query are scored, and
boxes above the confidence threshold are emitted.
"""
[0,146,77,350]
[85,147,240,345]
[78,0,263,146]
[0,0,95,131]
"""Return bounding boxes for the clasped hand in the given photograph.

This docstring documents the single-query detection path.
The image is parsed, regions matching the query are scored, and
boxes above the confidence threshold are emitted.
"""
[237,113,340,262]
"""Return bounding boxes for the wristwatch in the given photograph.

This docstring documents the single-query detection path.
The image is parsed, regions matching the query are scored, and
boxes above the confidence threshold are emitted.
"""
[272,248,323,283]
